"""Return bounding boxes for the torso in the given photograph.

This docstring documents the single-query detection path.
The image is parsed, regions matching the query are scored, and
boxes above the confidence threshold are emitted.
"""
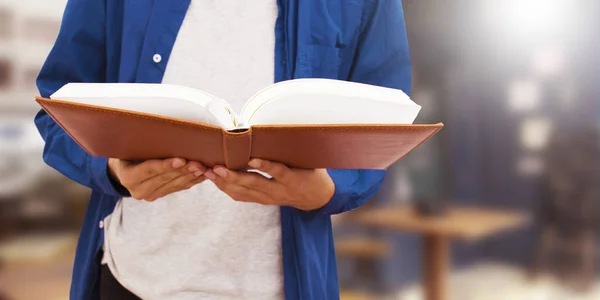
[102,1,283,299]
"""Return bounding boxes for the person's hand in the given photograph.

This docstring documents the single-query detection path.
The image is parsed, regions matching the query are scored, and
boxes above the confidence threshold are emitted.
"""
[204,159,335,211]
[108,158,207,202]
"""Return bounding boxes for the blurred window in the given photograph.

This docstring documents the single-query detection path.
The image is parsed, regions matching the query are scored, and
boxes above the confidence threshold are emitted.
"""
[21,18,60,43]
[0,8,12,39]
[21,68,39,89]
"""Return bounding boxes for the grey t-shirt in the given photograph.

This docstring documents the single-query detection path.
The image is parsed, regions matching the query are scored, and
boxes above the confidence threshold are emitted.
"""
[101,1,284,299]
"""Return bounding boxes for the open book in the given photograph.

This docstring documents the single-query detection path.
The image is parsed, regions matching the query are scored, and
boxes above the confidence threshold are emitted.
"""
[37,79,443,170]
[50,79,423,129]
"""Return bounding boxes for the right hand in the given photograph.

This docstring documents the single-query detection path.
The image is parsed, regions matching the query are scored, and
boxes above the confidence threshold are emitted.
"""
[108,158,207,202]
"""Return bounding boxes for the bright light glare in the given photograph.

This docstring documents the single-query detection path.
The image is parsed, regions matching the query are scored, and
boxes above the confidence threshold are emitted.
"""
[506,0,562,32]
[531,45,565,77]
[507,79,541,112]
[519,117,552,151]
[485,0,571,36]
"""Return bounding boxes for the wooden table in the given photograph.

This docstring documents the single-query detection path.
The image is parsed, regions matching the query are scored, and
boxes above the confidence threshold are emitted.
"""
[354,206,529,300]
[335,237,391,259]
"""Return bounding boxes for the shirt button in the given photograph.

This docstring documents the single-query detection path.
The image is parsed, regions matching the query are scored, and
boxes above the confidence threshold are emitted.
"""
[153,54,162,63]
[99,220,104,228]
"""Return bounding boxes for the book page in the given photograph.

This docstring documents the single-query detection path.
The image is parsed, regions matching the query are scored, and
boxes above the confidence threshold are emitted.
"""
[50,83,237,129]
[241,79,421,125]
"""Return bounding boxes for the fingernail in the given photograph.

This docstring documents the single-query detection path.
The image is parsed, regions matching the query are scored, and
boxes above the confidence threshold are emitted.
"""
[214,167,227,178]
[194,170,204,177]
[248,159,261,168]
[189,166,199,172]
[205,170,216,180]
[172,159,185,169]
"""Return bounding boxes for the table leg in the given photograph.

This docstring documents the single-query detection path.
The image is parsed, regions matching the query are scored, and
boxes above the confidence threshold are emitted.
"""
[422,234,450,300]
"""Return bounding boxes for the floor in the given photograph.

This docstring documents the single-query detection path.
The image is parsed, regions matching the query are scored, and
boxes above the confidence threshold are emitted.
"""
[396,262,600,300]
[0,233,76,300]
[1,238,597,300]
[0,259,72,300]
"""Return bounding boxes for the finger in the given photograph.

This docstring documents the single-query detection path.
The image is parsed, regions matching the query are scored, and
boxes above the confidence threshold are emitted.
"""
[183,175,208,189]
[132,162,204,200]
[147,169,206,201]
[211,176,272,204]
[122,158,186,187]
[183,161,207,176]
[139,158,187,182]
[152,162,207,196]
[145,160,206,185]
[211,166,273,192]
[248,159,291,182]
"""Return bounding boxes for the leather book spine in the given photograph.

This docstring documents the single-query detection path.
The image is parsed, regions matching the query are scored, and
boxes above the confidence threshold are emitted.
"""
[222,129,253,170]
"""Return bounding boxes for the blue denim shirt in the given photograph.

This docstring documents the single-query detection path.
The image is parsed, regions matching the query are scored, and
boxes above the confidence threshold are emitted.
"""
[34,0,411,299]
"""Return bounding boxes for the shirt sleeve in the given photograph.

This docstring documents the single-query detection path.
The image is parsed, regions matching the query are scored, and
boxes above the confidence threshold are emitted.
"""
[308,0,412,217]
[34,0,130,197]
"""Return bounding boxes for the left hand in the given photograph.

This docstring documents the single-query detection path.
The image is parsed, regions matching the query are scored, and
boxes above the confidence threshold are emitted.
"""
[204,159,335,211]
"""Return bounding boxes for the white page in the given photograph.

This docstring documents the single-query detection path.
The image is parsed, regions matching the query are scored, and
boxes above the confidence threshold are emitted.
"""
[241,79,421,125]
[50,83,236,129]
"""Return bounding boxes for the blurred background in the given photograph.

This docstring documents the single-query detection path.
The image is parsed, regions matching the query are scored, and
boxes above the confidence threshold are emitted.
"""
[0,0,597,299]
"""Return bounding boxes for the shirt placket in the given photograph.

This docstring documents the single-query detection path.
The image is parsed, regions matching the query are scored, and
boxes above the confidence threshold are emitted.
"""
[135,0,191,83]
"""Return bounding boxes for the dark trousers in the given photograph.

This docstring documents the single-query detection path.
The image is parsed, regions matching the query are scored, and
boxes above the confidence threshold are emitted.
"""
[100,264,141,300]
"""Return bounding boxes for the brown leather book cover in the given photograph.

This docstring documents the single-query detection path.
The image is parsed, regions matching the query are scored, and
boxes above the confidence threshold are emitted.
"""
[36,97,443,170]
